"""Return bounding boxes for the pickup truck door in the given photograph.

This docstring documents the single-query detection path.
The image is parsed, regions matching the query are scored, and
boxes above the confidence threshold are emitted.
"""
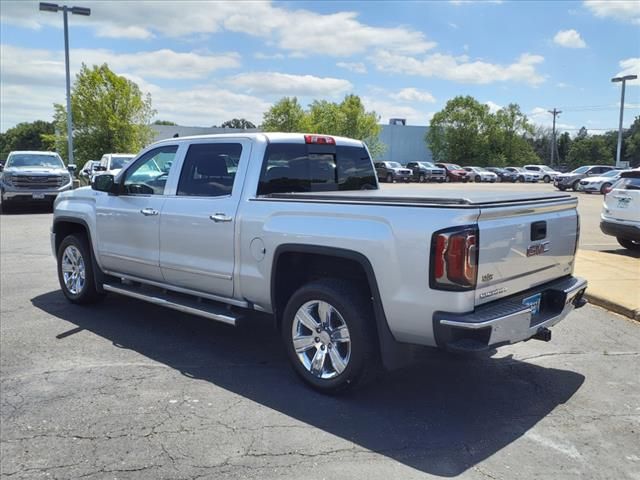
[95,145,180,282]
[159,139,251,298]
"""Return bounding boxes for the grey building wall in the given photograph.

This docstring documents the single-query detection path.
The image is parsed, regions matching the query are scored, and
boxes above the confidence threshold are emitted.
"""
[150,124,432,165]
[374,124,431,163]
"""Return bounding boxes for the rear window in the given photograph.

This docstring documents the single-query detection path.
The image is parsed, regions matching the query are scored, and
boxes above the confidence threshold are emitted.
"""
[613,176,640,191]
[257,144,376,195]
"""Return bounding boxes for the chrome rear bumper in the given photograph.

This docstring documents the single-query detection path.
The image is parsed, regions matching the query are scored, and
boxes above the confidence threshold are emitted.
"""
[433,276,588,352]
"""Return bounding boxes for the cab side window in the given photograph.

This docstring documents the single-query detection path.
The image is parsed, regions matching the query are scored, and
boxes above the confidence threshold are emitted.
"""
[122,145,178,195]
[177,143,242,197]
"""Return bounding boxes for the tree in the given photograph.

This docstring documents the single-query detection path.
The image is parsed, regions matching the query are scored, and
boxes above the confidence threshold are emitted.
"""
[262,97,308,133]
[220,118,256,129]
[488,104,537,166]
[52,63,155,167]
[557,131,571,164]
[566,135,613,168]
[426,96,492,165]
[0,121,55,161]
[624,116,640,167]
[153,120,177,126]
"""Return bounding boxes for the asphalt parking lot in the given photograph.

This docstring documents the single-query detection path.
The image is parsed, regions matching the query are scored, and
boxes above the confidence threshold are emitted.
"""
[1,186,639,479]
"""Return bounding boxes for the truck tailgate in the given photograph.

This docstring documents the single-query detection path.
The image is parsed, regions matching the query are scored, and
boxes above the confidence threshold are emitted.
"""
[475,197,578,306]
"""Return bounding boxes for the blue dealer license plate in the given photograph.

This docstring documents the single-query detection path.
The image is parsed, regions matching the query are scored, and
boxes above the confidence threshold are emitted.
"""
[523,293,542,315]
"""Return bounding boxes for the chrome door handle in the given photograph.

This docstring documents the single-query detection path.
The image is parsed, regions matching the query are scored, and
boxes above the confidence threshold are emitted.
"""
[210,213,233,223]
[140,208,159,216]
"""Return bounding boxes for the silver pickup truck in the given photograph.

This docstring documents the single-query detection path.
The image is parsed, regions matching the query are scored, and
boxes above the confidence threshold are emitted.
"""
[52,133,587,393]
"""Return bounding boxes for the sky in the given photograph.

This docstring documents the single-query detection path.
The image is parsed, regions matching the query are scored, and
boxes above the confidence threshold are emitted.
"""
[1,0,639,134]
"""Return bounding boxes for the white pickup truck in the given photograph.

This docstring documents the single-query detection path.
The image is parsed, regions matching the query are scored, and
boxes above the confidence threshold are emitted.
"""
[52,133,587,393]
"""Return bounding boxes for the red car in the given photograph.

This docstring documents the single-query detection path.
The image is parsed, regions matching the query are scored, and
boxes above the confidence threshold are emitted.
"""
[435,163,469,183]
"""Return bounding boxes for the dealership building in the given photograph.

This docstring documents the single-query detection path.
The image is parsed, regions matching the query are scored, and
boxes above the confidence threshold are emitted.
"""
[151,121,433,164]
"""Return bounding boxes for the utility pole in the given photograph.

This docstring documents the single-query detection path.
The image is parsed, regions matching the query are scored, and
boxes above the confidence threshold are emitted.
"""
[611,74,638,168]
[548,108,561,167]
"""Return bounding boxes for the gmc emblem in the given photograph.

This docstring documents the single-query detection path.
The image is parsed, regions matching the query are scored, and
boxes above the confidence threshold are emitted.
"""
[526,241,550,257]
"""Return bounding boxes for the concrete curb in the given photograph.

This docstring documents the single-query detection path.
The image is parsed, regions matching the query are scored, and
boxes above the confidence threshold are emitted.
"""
[584,291,640,321]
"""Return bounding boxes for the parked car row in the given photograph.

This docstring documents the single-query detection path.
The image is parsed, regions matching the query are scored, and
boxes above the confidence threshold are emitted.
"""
[600,169,640,251]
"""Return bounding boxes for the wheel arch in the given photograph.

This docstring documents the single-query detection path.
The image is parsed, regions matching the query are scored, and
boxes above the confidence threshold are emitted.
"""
[270,244,413,370]
[53,216,105,292]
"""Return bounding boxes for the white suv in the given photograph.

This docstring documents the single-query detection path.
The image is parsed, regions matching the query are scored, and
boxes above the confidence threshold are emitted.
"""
[524,165,561,183]
[600,170,640,250]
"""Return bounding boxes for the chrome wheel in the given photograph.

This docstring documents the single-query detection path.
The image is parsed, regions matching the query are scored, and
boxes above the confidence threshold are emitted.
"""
[291,300,351,380]
[61,245,86,295]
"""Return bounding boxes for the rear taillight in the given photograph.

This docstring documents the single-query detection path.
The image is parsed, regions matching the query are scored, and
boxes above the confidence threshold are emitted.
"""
[430,226,478,291]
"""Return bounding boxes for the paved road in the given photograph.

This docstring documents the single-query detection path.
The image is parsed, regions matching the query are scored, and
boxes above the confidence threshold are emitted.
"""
[382,181,621,252]
[1,208,639,479]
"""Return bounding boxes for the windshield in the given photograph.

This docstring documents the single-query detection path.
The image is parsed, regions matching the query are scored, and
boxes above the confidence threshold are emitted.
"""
[110,155,134,170]
[449,164,462,170]
[600,170,620,178]
[572,166,590,174]
[387,162,402,168]
[540,165,556,172]
[419,162,436,168]
[6,153,64,169]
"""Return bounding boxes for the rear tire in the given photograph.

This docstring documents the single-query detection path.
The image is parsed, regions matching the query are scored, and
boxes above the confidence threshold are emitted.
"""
[419,174,425,183]
[57,234,103,304]
[558,185,566,191]
[281,279,379,394]
[572,180,580,191]
[475,175,481,183]
[617,237,640,251]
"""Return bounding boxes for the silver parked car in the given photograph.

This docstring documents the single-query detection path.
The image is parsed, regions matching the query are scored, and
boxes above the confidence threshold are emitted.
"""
[578,169,624,194]
[554,165,614,191]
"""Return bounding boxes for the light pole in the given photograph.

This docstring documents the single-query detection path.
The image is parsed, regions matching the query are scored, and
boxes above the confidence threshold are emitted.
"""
[611,74,638,168]
[39,2,91,166]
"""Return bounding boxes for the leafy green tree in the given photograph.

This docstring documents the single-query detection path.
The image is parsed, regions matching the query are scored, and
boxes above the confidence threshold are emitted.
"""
[153,120,177,126]
[220,118,256,129]
[262,97,308,133]
[624,116,640,167]
[488,104,538,166]
[426,96,491,165]
[566,135,613,168]
[557,131,571,164]
[52,63,155,167]
[0,121,55,161]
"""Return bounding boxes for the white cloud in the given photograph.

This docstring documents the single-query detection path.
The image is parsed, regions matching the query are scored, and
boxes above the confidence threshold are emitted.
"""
[0,44,262,130]
[336,62,368,74]
[529,107,576,130]
[553,29,587,48]
[370,50,546,86]
[390,88,436,103]
[485,101,502,113]
[616,57,640,85]
[583,0,640,25]
[0,1,436,57]
[254,52,285,60]
[361,97,433,125]
[228,72,353,97]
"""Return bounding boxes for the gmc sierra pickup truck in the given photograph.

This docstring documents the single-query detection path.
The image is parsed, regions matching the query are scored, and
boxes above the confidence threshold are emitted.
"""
[52,133,587,393]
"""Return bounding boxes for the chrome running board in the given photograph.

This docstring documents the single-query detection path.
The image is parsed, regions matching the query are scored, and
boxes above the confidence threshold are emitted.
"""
[103,282,239,326]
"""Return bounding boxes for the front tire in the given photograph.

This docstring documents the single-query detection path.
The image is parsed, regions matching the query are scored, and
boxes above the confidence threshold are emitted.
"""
[572,180,580,191]
[419,174,425,183]
[386,173,393,183]
[617,237,640,251]
[445,176,451,183]
[57,234,102,304]
[543,175,551,183]
[282,279,378,394]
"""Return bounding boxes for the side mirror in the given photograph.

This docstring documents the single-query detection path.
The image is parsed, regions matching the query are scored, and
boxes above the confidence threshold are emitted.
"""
[92,174,117,194]
[67,164,77,172]
[93,165,107,172]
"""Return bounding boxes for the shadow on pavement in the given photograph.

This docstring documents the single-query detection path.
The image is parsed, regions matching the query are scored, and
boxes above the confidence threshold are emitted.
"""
[0,203,53,215]
[32,290,585,477]
[600,248,640,259]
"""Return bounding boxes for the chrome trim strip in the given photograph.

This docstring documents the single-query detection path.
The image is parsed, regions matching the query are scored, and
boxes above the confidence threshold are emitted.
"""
[101,252,158,267]
[102,284,237,326]
[102,270,249,308]
[160,263,232,280]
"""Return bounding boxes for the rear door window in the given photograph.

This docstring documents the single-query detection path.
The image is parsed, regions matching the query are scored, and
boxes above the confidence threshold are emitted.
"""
[258,143,376,195]
[177,143,243,197]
